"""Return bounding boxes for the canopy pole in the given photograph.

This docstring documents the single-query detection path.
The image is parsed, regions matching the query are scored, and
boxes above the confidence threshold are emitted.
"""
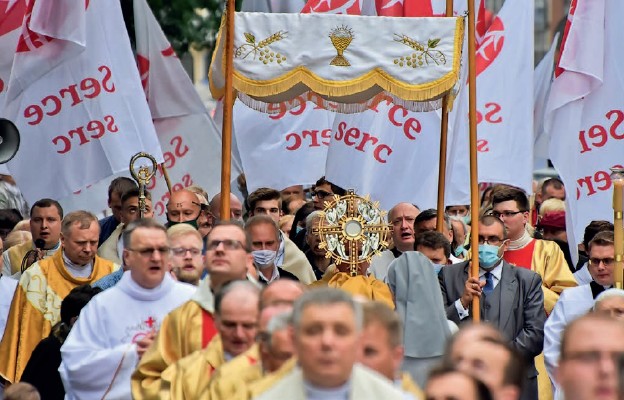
[468,0,481,321]
[613,179,624,289]
[436,0,455,232]
[220,0,235,221]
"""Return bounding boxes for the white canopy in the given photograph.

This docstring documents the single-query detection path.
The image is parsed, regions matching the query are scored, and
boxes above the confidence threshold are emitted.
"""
[210,12,464,113]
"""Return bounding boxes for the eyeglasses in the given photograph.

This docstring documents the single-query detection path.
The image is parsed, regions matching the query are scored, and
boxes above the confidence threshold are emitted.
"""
[477,236,504,246]
[589,257,615,267]
[127,246,170,257]
[491,210,525,218]
[171,247,202,257]
[311,190,332,199]
[206,239,246,251]
[562,350,624,364]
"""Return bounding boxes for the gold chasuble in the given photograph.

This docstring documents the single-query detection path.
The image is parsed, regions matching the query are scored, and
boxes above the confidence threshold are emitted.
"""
[132,299,217,399]
[162,335,226,399]
[311,266,395,309]
[0,251,116,383]
[174,342,259,399]
[245,357,298,399]
[6,241,35,276]
[504,238,576,314]
[401,372,424,399]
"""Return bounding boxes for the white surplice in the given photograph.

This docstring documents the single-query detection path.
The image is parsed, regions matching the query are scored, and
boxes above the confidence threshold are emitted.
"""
[544,284,593,397]
[0,275,18,342]
[59,271,196,399]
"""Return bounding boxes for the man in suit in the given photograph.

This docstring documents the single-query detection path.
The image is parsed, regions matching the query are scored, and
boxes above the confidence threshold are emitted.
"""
[439,215,545,400]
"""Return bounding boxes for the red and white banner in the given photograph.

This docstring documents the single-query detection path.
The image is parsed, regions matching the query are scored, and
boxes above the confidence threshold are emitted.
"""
[234,97,332,193]
[326,99,442,210]
[534,32,559,163]
[446,0,534,205]
[232,1,491,209]
[3,0,162,204]
[60,0,240,219]
[133,0,235,216]
[0,0,27,112]
[546,0,621,261]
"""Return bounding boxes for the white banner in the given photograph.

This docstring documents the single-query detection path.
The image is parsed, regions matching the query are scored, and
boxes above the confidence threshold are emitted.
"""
[326,101,441,210]
[0,0,25,113]
[446,0,534,205]
[59,0,240,219]
[534,33,559,163]
[546,0,622,262]
[3,0,163,204]
[233,97,331,193]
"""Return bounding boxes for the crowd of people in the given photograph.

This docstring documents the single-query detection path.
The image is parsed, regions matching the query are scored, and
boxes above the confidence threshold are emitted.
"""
[0,174,622,400]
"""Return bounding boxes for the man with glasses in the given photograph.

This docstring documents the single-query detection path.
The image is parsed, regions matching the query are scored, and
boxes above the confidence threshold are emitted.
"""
[168,224,204,286]
[59,219,195,399]
[439,215,545,400]
[545,231,616,396]
[491,186,576,315]
[311,176,345,211]
[132,221,256,399]
[555,313,624,400]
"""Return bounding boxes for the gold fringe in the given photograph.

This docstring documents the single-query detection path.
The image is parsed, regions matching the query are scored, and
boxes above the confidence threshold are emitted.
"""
[211,15,465,108]
[238,91,444,114]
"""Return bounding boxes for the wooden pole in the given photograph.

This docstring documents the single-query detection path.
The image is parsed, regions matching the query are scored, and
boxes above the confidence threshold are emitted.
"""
[220,0,235,221]
[613,179,624,289]
[436,0,454,233]
[468,0,481,321]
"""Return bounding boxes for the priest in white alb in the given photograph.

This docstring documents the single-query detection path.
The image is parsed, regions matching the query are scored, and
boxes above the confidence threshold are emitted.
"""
[59,219,196,399]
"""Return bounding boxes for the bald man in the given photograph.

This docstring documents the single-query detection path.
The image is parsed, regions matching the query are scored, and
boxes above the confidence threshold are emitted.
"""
[369,202,420,280]
[210,193,244,222]
[166,190,203,229]
[166,280,261,398]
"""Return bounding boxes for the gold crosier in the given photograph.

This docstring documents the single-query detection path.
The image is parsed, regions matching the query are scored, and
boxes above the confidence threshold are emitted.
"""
[129,152,158,219]
[314,190,392,276]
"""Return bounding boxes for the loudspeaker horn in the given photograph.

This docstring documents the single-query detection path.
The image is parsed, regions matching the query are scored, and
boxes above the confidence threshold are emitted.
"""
[0,118,20,164]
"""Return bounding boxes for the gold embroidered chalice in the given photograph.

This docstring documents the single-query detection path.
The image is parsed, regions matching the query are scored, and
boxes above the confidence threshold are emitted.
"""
[329,26,354,67]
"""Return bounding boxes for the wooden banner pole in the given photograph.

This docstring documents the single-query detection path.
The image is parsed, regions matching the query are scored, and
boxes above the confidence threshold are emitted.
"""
[220,0,235,221]
[436,0,455,233]
[468,0,481,321]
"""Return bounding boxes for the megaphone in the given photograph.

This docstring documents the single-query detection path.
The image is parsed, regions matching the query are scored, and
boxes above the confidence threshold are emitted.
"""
[0,118,20,164]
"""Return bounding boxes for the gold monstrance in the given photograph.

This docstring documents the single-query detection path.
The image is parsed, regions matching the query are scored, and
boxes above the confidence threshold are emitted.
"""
[314,190,392,276]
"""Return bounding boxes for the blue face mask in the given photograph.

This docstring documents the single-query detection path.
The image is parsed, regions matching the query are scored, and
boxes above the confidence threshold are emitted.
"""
[296,226,304,235]
[478,244,502,269]
[433,263,444,275]
[454,245,466,258]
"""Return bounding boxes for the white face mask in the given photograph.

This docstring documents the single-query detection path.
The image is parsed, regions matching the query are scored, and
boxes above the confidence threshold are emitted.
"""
[252,249,277,267]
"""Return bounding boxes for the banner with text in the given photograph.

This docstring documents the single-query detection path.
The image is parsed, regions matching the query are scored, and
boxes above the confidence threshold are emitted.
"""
[546,0,622,260]
[233,97,332,193]
[446,0,534,205]
[3,0,162,204]
[326,100,442,210]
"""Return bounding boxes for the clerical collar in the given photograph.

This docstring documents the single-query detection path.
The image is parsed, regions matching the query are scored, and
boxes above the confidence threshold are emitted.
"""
[391,247,403,258]
[507,229,533,251]
[41,240,61,255]
[62,251,93,272]
[117,270,174,301]
[590,281,612,299]
[304,378,350,400]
